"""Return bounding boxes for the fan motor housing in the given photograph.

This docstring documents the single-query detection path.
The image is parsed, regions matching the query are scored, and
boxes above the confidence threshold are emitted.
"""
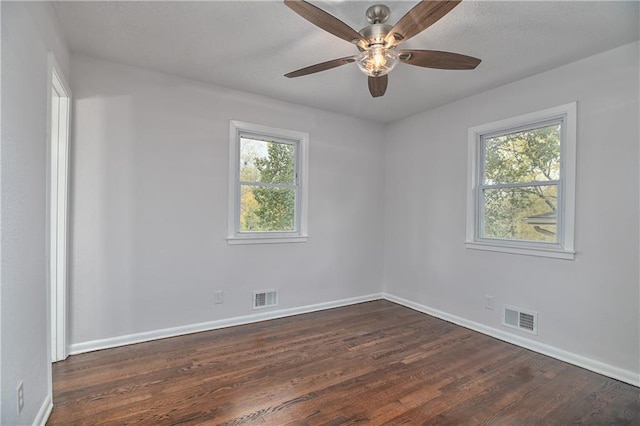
[359,24,392,48]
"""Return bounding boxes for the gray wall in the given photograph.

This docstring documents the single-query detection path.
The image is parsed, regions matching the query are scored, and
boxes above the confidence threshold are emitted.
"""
[1,2,70,424]
[384,42,639,379]
[69,55,387,347]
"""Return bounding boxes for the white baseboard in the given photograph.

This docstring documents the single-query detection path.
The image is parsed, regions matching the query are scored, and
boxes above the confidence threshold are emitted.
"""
[383,293,640,387]
[33,395,53,426]
[68,291,639,388]
[69,293,384,355]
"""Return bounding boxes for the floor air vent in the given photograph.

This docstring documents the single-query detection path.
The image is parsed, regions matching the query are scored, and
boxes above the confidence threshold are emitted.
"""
[503,306,538,335]
[253,290,278,309]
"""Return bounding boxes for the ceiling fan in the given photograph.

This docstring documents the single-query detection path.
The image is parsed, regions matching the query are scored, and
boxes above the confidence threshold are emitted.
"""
[284,0,481,98]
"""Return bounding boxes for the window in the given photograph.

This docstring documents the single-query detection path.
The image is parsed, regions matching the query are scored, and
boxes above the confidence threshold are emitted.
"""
[228,121,308,244]
[466,103,576,259]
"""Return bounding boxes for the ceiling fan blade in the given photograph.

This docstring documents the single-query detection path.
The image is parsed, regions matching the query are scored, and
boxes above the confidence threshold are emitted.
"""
[284,0,365,44]
[385,0,461,47]
[368,75,388,98]
[399,50,481,70]
[285,56,357,78]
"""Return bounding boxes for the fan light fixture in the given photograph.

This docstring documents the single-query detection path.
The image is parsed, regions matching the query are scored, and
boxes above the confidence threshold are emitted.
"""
[356,45,399,77]
[283,1,482,98]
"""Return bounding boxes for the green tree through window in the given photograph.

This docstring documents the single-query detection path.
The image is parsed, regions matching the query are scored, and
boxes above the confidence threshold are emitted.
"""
[481,123,561,243]
[239,137,296,232]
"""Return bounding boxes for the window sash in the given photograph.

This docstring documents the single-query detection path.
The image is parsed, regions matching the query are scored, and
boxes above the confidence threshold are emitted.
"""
[475,118,565,248]
[237,182,299,234]
[235,140,300,235]
[477,183,560,245]
[239,133,299,186]
[479,118,564,186]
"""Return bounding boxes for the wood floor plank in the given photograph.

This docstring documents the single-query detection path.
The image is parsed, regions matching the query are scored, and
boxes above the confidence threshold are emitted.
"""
[48,300,640,425]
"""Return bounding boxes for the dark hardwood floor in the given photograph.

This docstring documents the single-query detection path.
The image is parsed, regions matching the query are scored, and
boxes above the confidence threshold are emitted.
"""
[48,300,639,425]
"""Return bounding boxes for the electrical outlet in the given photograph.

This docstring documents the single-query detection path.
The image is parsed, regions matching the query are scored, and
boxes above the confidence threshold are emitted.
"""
[214,290,224,305]
[17,381,24,415]
[485,295,495,310]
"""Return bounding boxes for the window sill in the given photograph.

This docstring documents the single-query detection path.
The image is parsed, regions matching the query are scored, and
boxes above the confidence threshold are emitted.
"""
[465,241,575,260]
[227,235,308,245]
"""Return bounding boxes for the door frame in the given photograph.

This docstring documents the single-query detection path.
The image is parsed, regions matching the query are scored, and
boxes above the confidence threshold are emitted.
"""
[47,53,71,363]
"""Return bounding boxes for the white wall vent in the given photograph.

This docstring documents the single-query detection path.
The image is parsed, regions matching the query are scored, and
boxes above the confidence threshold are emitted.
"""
[253,289,278,310]
[503,306,538,335]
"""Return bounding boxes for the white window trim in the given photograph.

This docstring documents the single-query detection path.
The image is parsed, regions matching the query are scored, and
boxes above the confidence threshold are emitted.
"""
[227,120,309,245]
[465,103,577,260]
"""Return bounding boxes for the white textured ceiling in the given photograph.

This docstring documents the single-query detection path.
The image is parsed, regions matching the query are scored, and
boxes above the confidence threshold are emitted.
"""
[52,1,639,123]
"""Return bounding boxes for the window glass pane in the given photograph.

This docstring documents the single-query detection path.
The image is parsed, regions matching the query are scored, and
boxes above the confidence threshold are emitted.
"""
[240,185,295,232]
[482,185,558,243]
[240,137,296,184]
[484,124,560,185]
